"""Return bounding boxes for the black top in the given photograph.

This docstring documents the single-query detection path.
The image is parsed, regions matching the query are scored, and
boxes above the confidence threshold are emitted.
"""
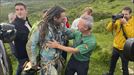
[12,16,31,59]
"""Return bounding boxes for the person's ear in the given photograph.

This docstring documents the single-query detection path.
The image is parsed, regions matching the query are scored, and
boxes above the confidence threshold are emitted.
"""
[54,17,57,21]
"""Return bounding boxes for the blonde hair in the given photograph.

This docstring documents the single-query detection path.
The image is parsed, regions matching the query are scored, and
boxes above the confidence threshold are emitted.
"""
[83,7,93,15]
[8,12,16,23]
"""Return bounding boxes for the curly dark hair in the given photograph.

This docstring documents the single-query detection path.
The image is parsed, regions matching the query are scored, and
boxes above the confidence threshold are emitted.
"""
[122,6,132,14]
[38,6,65,46]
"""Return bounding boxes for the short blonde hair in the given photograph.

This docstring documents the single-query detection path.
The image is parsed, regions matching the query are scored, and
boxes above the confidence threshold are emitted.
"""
[83,7,93,15]
[8,12,16,23]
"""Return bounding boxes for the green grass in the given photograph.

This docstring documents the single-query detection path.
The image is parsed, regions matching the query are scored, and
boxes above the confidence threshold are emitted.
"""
[4,43,18,75]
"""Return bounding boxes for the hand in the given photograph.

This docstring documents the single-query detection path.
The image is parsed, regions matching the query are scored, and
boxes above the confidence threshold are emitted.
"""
[23,61,32,71]
[23,61,40,71]
[120,18,127,24]
[47,39,60,48]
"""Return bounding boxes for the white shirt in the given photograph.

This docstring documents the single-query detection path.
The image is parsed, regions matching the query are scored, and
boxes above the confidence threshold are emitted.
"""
[25,21,31,31]
[71,18,80,30]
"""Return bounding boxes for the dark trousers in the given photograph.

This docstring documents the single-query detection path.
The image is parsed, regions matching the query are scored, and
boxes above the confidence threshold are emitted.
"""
[16,58,28,75]
[62,51,67,60]
[65,56,89,75]
[62,40,69,60]
[108,47,129,75]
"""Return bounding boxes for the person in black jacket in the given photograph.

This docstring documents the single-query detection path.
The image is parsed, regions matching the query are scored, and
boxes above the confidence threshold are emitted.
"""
[12,3,32,75]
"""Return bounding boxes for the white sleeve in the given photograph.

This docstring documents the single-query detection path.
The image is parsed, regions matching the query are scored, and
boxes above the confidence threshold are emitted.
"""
[71,18,80,30]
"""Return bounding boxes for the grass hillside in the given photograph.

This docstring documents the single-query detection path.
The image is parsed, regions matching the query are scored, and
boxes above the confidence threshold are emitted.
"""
[1,0,134,75]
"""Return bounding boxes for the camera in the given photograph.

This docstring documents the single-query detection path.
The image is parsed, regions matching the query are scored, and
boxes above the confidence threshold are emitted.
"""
[112,14,124,22]
[0,23,16,75]
[0,23,16,43]
[124,38,134,61]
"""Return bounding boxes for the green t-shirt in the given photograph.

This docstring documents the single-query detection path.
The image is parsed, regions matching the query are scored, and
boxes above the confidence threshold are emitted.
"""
[68,30,96,61]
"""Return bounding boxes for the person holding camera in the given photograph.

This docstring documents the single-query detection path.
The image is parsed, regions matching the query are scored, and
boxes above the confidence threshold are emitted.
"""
[11,3,32,75]
[104,6,134,75]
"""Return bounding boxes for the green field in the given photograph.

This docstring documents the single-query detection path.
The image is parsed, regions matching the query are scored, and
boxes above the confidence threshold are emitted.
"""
[1,0,134,75]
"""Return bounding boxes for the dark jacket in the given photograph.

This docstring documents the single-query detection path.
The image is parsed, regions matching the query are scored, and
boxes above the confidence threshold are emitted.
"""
[12,17,31,59]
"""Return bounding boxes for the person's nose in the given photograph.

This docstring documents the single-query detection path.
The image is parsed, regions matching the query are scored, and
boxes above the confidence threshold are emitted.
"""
[16,9,21,14]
